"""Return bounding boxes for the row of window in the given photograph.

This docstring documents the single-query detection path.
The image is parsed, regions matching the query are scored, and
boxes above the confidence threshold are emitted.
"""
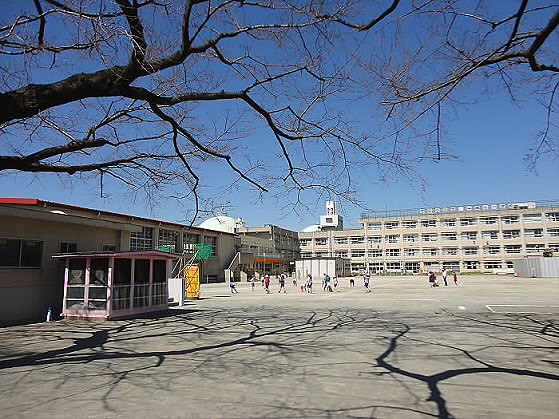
[1,228,220,269]
[300,228,559,246]
[363,213,559,230]
[131,227,218,255]
[301,243,556,258]
[349,260,513,271]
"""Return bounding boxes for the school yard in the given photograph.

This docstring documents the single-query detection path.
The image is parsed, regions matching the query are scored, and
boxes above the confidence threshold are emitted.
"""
[0,275,558,418]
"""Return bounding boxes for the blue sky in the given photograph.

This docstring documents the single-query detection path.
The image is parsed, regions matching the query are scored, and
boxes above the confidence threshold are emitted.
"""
[0,1,557,231]
[2,87,556,230]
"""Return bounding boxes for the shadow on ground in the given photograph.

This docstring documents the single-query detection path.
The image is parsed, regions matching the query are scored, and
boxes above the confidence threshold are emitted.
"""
[0,306,557,418]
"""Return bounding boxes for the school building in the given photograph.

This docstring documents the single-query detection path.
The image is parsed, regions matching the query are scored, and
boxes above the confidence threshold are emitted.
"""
[298,201,559,275]
[0,198,237,324]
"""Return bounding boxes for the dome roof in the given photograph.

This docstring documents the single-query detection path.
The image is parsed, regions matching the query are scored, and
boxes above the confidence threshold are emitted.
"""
[199,216,237,233]
[300,224,322,233]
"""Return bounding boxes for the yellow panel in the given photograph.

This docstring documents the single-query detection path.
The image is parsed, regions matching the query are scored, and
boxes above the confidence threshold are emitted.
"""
[185,265,200,299]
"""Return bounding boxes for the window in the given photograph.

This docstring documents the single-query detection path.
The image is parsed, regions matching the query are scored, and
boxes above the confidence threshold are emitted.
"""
[484,261,502,269]
[385,235,400,243]
[441,219,456,227]
[442,248,458,256]
[0,239,43,268]
[351,263,365,271]
[66,258,86,310]
[441,233,457,241]
[402,221,417,229]
[422,262,438,272]
[351,250,365,257]
[548,228,559,237]
[325,217,333,223]
[442,261,460,272]
[59,242,77,253]
[334,237,348,245]
[523,214,542,223]
[403,234,418,243]
[463,247,478,255]
[524,229,543,238]
[386,262,401,270]
[502,230,520,239]
[384,221,399,230]
[152,259,168,306]
[88,258,108,310]
[482,231,499,240]
[422,248,438,256]
[420,220,436,228]
[335,251,348,258]
[349,236,364,244]
[369,249,382,257]
[369,262,384,272]
[480,217,498,225]
[404,262,420,272]
[315,238,328,246]
[368,236,382,244]
[463,261,480,270]
[460,218,476,226]
[299,239,311,246]
[502,216,519,224]
[301,253,312,258]
[483,246,501,255]
[102,244,116,251]
[367,223,381,230]
[133,259,150,308]
[183,233,201,251]
[130,227,154,250]
[158,229,179,252]
[526,244,543,253]
[505,245,521,254]
[203,236,218,256]
[386,248,400,257]
[546,212,559,222]
[461,232,477,240]
[404,248,418,256]
[422,234,438,242]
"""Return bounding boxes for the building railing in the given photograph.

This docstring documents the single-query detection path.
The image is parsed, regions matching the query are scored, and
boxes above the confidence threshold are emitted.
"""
[360,200,559,220]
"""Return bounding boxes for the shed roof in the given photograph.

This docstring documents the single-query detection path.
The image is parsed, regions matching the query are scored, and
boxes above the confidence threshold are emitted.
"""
[0,198,236,236]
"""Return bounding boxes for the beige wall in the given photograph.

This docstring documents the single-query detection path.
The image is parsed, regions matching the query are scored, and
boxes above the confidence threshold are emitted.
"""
[0,214,125,324]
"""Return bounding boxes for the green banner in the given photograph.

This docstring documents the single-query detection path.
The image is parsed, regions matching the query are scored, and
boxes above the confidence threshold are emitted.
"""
[195,244,213,260]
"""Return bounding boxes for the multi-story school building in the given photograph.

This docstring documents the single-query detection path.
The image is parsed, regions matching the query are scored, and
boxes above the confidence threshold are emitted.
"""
[298,201,559,274]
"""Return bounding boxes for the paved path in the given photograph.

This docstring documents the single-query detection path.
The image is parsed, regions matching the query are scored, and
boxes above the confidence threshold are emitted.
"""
[0,276,558,418]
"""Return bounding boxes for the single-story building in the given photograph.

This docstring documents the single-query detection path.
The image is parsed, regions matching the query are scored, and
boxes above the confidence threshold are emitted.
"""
[54,250,179,320]
[0,198,238,325]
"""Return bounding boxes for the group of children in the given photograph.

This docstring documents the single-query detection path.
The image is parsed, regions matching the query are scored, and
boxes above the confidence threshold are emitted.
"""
[428,268,458,287]
[236,270,458,294]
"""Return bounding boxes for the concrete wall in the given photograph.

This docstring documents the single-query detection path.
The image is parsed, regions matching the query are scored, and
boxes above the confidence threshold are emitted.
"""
[513,257,559,278]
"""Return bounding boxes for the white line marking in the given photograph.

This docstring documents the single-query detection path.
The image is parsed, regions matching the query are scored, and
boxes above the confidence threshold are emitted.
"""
[486,304,559,314]
[487,305,559,307]
[458,306,466,310]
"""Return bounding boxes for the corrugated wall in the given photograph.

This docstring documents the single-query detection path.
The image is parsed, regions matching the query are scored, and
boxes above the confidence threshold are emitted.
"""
[513,258,559,278]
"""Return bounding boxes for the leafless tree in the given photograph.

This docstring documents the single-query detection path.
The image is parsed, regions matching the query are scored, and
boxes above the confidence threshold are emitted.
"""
[0,1,556,218]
